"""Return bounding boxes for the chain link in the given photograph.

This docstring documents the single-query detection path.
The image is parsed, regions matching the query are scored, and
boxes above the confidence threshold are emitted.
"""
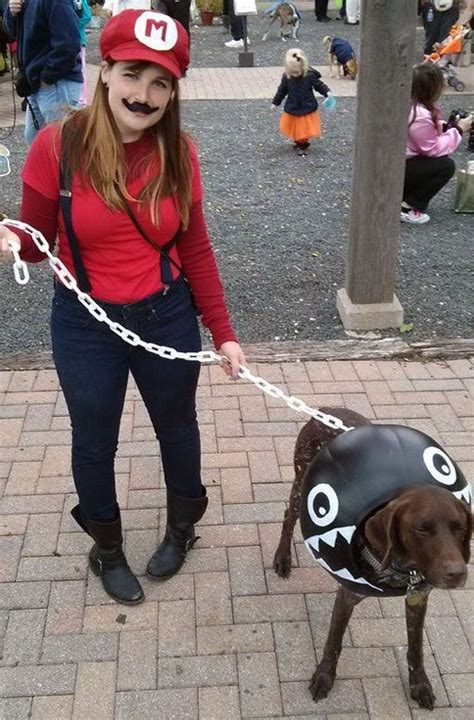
[5,235,29,285]
[2,219,353,433]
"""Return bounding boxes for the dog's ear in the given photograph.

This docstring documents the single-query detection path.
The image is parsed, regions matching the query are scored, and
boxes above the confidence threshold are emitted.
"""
[364,499,405,568]
[460,503,472,564]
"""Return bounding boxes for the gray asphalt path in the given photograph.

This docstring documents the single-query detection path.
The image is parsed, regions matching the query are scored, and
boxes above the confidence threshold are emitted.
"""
[1,94,473,354]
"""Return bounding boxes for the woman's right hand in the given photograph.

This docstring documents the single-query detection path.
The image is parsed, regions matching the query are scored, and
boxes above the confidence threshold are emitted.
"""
[9,0,24,16]
[457,115,473,133]
[0,225,22,263]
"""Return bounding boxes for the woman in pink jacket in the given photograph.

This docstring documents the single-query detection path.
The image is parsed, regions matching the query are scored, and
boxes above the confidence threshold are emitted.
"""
[402,63,472,224]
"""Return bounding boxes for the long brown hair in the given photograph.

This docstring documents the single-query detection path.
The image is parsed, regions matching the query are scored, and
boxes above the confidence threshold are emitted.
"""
[59,61,193,228]
[409,63,445,134]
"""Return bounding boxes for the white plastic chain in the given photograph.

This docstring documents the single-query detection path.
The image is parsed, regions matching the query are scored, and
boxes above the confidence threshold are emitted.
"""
[3,219,352,433]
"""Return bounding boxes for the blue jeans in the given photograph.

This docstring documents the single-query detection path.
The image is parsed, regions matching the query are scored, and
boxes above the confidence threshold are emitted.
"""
[51,278,202,522]
[26,79,82,145]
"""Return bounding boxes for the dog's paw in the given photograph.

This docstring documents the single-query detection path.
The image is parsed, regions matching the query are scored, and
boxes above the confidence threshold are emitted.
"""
[309,667,335,702]
[273,550,292,578]
[410,672,436,710]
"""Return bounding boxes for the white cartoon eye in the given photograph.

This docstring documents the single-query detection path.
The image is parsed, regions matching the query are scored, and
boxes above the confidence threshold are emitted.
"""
[423,447,456,486]
[307,483,339,527]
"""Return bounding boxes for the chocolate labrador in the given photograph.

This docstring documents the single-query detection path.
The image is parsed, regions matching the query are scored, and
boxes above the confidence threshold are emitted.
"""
[274,408,472,710]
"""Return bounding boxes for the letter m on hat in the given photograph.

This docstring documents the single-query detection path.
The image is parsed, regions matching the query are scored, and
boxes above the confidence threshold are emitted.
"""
[135,12,178,50]
[145,18,168,42]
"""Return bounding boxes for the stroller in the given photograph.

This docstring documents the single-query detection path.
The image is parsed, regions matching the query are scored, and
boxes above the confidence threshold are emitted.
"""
[424,23,471,92]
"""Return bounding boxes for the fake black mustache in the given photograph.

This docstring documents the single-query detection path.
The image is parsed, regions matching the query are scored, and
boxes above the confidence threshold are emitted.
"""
[122,99,159,115]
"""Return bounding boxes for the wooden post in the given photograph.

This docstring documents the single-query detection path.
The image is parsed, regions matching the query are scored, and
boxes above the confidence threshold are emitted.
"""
[337,0,418,330]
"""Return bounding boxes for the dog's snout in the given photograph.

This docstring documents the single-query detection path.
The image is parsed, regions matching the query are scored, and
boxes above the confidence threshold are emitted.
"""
[442,562,467,586]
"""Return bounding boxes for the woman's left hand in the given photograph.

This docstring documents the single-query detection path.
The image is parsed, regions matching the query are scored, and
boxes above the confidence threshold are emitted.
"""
[218,341,246,380]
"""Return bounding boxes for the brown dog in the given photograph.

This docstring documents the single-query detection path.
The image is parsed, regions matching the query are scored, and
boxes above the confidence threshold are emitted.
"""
[323,35,358,79]
[274,409,472,710]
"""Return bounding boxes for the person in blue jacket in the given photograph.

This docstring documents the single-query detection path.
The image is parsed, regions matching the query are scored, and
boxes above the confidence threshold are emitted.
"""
[4,0,82,144]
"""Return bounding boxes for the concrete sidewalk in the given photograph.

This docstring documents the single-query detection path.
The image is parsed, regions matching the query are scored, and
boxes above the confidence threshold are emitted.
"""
[0,64,357,129]
[1,63,473,128]
[0,357,473,719]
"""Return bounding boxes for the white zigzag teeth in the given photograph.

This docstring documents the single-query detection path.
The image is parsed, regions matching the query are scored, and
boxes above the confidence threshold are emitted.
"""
[316,558,383,592]
[453,483,472,504]
[305,525,356,552]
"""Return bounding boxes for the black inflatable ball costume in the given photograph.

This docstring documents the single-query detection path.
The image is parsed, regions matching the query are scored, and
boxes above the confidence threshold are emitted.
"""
[300,424,471,597]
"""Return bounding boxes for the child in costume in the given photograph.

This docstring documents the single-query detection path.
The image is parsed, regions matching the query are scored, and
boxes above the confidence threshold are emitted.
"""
[272,48,332,156]
[323,34,358,79]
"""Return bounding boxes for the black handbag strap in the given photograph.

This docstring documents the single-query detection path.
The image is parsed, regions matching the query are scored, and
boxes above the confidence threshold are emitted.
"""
[14,12,39,128]
[116,191,203,315]
[16,10,25,74]
[117,189,182,285]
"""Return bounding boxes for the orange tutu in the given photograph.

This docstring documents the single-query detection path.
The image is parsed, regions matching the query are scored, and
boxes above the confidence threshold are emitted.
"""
[279,111,321,142]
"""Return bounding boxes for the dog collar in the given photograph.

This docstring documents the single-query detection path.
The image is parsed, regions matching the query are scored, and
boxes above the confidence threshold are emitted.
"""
[359,540,427,591]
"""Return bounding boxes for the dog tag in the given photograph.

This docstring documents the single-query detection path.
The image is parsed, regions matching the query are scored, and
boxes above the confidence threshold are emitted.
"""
[406,588,424,606]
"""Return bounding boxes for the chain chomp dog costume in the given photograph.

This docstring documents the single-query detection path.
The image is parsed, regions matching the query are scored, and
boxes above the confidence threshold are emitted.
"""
[300,423,471,596]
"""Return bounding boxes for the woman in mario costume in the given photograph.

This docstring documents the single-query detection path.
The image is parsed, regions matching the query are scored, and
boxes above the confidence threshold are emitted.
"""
[0,10,245,605]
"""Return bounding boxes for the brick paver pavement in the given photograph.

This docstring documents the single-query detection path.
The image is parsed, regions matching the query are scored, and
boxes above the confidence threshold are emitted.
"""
[0,357,473,719]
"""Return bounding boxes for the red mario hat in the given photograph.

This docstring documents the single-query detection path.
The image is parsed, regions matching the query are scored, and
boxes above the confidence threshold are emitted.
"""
[100,10,189,79]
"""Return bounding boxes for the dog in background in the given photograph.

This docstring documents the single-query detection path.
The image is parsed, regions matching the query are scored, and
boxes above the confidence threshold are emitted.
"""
[323,35,358,79]
[262,1,301,42]
[274,409,472,709]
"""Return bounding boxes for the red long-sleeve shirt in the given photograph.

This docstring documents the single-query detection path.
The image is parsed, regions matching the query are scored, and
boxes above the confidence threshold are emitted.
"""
[13,124,236,349]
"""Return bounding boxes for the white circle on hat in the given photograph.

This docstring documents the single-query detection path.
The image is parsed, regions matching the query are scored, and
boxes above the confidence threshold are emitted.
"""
[134,12,178,51]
